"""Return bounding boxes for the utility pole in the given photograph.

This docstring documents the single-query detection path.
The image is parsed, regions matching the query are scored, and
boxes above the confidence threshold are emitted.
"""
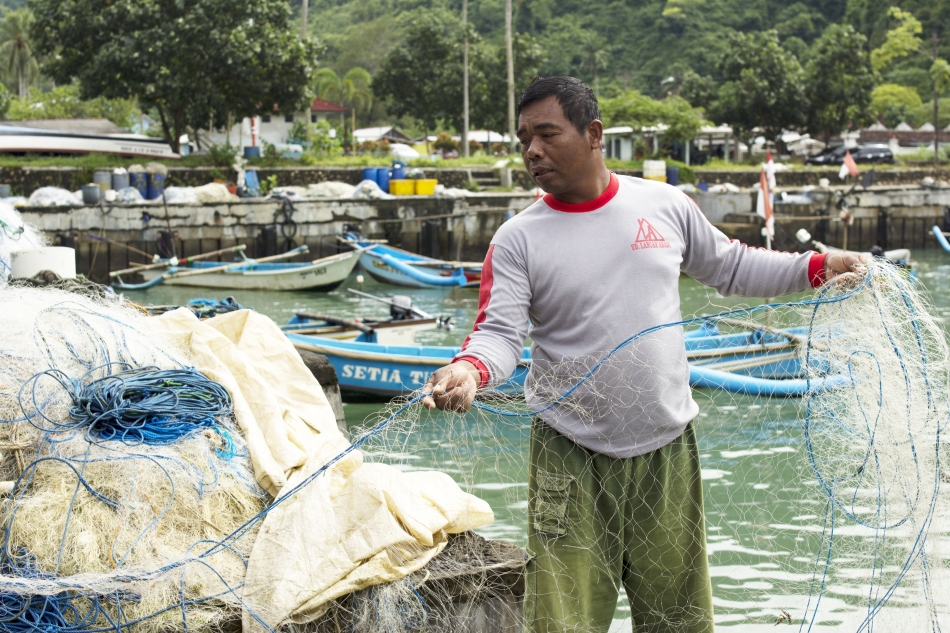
[932,32,940,167]
[302,0,310,131]
[462,0,470,158]
[505,0,516,155]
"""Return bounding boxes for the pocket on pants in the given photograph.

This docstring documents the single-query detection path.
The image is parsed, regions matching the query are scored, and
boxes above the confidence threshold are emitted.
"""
[531,468,574,537]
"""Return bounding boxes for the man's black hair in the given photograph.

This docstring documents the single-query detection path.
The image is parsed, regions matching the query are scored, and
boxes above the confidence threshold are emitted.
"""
[517,76,601,134]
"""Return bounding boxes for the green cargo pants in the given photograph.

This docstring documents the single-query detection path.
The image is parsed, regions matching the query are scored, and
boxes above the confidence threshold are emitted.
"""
[524,419,714,633]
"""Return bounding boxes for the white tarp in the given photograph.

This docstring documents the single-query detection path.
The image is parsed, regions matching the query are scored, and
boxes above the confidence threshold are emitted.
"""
[149,309,493,632]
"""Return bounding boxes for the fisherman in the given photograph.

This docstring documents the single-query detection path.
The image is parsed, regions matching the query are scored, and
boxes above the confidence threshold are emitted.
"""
[422,76,865,633]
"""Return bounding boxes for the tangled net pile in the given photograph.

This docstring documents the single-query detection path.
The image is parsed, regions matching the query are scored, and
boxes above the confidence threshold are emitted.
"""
[0,286,266,633]
[0,259,947,633]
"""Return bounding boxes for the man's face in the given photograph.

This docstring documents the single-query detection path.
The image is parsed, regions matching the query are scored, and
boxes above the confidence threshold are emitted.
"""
[517,96,598,195]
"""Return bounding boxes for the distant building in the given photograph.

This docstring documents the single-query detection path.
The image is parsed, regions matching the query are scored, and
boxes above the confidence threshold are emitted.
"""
[353,126,413,144]
[206,98,349,149]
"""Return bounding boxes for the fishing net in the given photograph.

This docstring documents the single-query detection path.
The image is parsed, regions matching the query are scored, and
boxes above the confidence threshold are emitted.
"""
[343,259,949,633]
[0,260,947,633]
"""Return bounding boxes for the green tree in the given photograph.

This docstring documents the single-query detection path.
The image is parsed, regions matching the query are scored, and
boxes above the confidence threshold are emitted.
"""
[373,17,461,150]
[313,67,372,146]
[601,90,704,146]
[6,84,138,127]
[470,32,545,137]
[870,7,950,163]
[870,83,923,127]
[30,0,319,153]
[580,32,609,96]
[709,30,807,152]
[804,24,876,143]
[0,9,38,98]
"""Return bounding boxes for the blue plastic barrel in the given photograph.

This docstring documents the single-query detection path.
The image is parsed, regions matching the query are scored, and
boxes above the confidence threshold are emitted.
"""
[665,166,679,187]
[390,163,406,181]
[362,167,377,183]
[130,172,148,198]
[147,172,166,200]
[375,167,390,194]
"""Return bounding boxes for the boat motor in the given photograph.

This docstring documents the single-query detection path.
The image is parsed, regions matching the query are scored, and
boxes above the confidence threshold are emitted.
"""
[390,295,414,320]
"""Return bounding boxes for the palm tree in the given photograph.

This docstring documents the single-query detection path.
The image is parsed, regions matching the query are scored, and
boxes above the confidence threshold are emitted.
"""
[581,33,609,97]
[0,10,39,99]
[313,67,373,147]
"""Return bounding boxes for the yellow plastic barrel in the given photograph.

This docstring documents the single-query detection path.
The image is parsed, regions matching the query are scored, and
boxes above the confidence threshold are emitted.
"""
[390,180,416,195]
[415,179,438,195]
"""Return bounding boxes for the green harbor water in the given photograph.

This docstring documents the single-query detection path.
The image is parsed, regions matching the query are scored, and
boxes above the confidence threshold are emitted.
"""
[121,250,950,631]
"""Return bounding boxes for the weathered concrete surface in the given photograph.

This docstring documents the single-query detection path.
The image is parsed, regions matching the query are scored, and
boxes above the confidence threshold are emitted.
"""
[19,183,950,282]
[4,164,949,197]
[20,193,534,282]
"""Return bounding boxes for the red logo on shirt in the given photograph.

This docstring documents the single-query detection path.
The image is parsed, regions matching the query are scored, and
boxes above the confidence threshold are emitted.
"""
[631,218,671,251]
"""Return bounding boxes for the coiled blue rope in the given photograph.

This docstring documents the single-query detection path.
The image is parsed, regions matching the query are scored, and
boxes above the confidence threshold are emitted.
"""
[16,365,232,446]
[68,367,232,445]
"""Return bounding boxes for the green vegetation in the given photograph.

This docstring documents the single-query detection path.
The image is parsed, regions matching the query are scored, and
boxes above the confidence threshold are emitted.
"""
[30,0,319,153]
[0,9,36,98]
[804,24,876,143]
[5,84,137,127]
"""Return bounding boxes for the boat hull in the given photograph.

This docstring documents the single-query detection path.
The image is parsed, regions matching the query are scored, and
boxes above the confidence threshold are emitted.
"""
[357,246,481,289]
[286,324,832,398]
[139,251,360,291]
[286,335,529,397]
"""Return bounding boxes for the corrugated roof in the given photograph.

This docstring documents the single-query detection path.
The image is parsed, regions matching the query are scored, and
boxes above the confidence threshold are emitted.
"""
[311,97,347,112]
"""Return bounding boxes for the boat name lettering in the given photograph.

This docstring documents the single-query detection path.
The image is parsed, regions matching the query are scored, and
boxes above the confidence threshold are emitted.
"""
[299,267,328,278]
[341,364,403,383]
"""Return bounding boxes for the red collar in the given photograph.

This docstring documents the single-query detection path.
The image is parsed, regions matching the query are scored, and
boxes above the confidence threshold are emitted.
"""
[543,173,619,213]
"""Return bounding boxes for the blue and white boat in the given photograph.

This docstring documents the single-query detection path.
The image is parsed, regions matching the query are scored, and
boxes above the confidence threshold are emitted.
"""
[933,225,950,252]
[287,320,840,398]
[286,334,530,397]
[343,233,481,289]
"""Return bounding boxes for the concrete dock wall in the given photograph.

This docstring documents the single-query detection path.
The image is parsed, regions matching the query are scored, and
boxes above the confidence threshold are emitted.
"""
[19,193,534,282]
[17,184,950,282]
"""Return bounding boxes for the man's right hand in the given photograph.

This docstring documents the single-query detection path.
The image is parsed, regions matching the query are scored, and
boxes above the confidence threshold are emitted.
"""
[422,361,480,412]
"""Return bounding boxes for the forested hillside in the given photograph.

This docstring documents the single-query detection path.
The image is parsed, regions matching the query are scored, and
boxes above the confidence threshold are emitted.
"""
[300,0,947,100]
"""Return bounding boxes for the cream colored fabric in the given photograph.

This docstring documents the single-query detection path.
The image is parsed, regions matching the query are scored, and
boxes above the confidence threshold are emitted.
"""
[149,309,494,633]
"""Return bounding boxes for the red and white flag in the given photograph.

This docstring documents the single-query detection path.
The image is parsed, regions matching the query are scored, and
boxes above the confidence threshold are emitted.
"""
[756,167,774,242]
[765,150,777,190]
[838,150,859,180]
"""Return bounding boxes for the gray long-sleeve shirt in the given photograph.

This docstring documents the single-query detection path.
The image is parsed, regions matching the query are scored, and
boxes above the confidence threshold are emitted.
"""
[456,173,826,458]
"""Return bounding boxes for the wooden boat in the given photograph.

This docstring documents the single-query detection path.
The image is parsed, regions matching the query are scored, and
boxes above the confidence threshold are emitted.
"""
[813,240,911,264]
[933,225,950,252]
[113,246,365,291]
[283,314,440,345]
[342,234,481,289]
[0,124,180,159]
[286,335,530,397]
[286,320,842,398]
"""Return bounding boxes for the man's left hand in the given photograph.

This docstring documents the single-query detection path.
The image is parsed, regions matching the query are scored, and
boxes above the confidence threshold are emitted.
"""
[823,251,869,282]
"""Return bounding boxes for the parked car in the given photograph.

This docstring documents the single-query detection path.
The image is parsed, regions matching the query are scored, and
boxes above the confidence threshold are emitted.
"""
[805,145,849,165]
[852,144,894,164]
